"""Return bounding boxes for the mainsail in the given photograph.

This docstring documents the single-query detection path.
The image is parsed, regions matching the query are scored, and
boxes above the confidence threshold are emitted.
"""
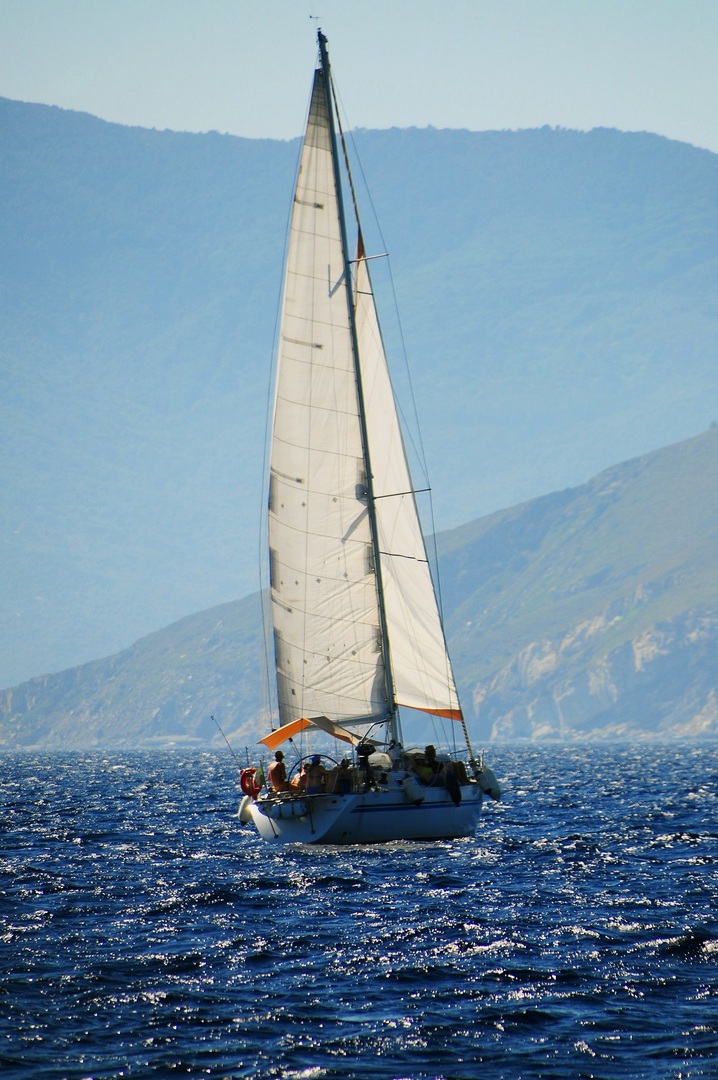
[268,48,461,739]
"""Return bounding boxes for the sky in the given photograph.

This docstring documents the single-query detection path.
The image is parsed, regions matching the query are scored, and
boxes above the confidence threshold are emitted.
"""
[1,0,717,153]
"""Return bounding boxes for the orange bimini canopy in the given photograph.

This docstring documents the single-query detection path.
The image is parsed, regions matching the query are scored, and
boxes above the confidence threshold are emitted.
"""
[259,716,359,751]
[259,718,312,751]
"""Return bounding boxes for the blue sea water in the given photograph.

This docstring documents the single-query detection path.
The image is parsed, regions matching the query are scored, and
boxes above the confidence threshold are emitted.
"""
[2,744,717,1079]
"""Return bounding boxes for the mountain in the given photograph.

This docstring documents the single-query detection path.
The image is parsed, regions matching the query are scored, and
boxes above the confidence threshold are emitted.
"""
[441,427,718,741]
[0,595,265,752]
[3,429,718,749]
[2,98,718,689]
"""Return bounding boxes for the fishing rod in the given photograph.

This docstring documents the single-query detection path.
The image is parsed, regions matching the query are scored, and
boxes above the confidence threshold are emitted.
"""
[211,715,241,766]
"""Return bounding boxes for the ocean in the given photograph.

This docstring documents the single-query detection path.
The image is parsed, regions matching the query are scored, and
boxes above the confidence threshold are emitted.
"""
[2,744,717,1079]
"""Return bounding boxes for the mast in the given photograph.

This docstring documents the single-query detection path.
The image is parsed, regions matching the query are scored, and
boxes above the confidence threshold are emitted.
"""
[316,30,401,744]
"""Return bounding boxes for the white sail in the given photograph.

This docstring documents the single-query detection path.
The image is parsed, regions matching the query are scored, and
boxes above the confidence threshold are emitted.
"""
[268,59,461,735]
[354,256,462,720]
[268,70,389,729]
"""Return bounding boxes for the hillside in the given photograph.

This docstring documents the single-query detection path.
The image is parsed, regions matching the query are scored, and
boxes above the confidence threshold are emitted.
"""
[3,429,718,749]
[2,99,718,688]
[442,427,718,740]
[0,595,265,751]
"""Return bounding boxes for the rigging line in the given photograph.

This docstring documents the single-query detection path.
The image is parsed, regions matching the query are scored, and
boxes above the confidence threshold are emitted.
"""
[330,70,430,501]
[333,111,454,689]
[374,487,431,499]
[330,85,442,601]
[332,112,455,685]
[333,116,427,466]
[330,72,362,236]
[329,58,458,736]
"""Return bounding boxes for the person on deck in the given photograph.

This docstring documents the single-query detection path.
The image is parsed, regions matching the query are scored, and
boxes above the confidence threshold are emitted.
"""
[417,744,443,786]
[327,758,353,795]
[268,750,291,793]
[306,755,327,794]
[291,763,309,791]
[424,745,442,776]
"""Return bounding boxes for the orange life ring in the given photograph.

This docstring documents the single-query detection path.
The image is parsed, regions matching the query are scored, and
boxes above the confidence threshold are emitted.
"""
[240,767,261,799]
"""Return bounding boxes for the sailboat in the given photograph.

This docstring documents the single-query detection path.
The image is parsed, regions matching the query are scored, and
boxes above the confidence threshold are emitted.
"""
[239,30,499,844]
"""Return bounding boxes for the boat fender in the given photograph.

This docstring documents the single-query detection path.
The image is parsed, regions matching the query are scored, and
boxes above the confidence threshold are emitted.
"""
[402,774,425,805]
[238,795,253,823]
[477,765,501,801]
[240,767,262,800]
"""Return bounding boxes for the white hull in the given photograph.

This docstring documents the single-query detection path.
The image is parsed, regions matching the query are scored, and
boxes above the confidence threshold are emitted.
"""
[245,782,484,845]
